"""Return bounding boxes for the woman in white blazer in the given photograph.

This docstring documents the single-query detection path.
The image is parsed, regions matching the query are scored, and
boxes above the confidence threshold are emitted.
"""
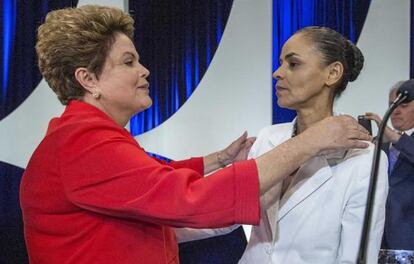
[238,26,388,264]
[175,26,387,264]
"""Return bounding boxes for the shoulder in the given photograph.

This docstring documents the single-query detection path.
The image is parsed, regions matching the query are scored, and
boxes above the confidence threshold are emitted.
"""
[249,122,293,158]
[54,109,136,152]
[340,142,388,183]
[345,142,375,162]
[256,122,292,140]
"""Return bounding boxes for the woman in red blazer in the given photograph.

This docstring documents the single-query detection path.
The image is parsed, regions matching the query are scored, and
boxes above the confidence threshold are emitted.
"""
[20,5,372,264]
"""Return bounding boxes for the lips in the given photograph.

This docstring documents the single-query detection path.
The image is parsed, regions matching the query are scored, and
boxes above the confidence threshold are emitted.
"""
[276,85,288,92]
[137,83,149,90]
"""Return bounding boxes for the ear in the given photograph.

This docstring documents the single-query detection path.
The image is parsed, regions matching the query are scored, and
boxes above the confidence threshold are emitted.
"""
[74,67,99,94]
[325,61,344,87]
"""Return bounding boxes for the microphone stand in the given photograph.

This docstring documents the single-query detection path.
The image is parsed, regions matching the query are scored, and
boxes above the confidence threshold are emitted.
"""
[357,92,409,264]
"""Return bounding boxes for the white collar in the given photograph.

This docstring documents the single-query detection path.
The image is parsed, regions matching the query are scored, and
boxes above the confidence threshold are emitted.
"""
[404,127,414,136]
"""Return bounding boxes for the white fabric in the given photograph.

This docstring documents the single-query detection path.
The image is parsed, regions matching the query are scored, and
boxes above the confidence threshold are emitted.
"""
[239,121,389,264]
[404,127,414,136]
[175,225,240,243]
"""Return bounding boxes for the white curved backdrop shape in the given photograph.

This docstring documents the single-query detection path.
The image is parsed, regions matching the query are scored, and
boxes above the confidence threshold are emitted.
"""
[135,0,273,159]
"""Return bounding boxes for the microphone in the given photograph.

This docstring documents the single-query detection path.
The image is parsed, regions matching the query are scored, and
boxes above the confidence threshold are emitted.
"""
[397,79,414,103]
[357,80,412,264]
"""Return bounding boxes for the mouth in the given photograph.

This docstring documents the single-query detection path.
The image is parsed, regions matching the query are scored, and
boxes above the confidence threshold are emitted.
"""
[276,85,288,93]
[137,83,150,90]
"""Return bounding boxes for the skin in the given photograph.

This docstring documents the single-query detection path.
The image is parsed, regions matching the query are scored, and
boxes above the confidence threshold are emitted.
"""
[273,32,344,134]
[389,89,414,132]
[365,88,414,143]
[77,32,151,127]
[256,32,371,193]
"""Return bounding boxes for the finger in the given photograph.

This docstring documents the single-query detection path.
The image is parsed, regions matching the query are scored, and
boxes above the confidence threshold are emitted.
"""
[356,124,369,135]
[243,143,254,154]
[364,114,381,123]
[236,131,248,142]
[346,126,370,139]
[352,130,372,141]
[229,132,247,148]
[346,139,370,149]
[246,137,256,145]
[365,112,382,120]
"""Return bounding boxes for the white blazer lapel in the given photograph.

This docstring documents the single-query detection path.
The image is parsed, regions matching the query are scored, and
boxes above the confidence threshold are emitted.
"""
[263,125,293,242]
[277,156,333,221]
[262,184,281,242]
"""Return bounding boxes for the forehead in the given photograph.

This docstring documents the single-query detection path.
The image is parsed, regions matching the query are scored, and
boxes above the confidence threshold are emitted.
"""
[389,89,398,100]
[281,33,316,57]
[108,33,139,58]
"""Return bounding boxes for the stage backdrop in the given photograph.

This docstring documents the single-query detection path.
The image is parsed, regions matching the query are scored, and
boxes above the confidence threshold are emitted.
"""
[0,0,410,263]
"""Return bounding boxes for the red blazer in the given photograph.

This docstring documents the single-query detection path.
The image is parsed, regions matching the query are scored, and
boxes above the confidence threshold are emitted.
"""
[20,100,260,264]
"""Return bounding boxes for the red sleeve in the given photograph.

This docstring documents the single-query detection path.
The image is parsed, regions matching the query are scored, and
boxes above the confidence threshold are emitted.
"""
[59,123,260,228]
[152,157,204,175]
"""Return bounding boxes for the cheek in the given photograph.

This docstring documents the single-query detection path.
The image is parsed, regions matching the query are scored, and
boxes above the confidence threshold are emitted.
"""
[406,110,414,124]
[288,71,319,91]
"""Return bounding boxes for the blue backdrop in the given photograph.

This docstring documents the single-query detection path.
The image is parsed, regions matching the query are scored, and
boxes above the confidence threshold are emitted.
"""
[0,1,77,263]
[2,0,408,263]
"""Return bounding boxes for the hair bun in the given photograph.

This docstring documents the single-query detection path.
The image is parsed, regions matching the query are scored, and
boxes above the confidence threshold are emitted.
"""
[346,40,364,82]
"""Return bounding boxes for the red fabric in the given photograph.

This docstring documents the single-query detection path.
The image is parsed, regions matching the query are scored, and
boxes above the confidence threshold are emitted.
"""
[20,100,260,264]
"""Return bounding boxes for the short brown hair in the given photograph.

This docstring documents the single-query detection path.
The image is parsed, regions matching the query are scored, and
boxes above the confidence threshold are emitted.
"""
[36,5,135,104]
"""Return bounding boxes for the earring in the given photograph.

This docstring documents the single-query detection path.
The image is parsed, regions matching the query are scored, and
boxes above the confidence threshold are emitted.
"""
[92,92,100,99]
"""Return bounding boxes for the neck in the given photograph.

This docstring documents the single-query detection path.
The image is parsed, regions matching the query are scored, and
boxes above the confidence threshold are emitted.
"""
[82,95,130,127]
[295,105,333,134]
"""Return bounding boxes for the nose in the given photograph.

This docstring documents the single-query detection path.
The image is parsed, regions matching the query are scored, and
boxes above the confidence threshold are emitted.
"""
[393,106,402,115]
[273,65,283,80]
[139,63,150,78]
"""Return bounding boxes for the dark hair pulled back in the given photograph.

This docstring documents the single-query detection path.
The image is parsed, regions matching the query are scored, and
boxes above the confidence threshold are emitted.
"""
[297,26,364,97]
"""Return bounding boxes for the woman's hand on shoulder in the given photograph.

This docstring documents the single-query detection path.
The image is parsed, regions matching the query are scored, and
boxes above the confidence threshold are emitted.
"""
[302,115,371,154]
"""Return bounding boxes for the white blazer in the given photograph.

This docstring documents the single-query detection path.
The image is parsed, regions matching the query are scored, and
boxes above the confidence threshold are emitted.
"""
[239,122,388,264]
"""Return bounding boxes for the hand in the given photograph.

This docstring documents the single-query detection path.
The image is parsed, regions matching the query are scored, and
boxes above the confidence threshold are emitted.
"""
[302,115,371,154]
[220,131,256,164]
[365,112,401,143]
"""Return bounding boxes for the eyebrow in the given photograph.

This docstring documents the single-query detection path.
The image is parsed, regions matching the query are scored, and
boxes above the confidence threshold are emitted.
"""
[123,51,139,60]
[284,52,300,60]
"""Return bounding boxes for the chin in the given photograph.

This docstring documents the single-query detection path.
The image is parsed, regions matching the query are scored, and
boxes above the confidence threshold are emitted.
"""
[391,121,402,130]
[133,99,153,114]
[146,98,153,107]
[277,99,295,110]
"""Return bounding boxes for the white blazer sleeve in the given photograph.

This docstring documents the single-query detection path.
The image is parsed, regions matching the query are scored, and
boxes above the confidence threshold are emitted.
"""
[175,225,241,243]
[338,150,388,264]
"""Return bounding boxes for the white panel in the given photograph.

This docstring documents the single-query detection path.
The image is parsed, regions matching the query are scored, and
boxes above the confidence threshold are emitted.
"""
[0,80,63,168]
[335,0,410,131]
[135,0,273,160]
[77,0,125,10]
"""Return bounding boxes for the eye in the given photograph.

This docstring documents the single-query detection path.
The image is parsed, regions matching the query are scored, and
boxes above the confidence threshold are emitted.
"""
[124,60,134,66]
[288,61,299,69]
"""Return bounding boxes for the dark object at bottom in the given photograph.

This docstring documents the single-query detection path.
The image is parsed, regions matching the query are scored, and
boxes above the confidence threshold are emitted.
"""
[378,249,414,264]
[179,226,247,264]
